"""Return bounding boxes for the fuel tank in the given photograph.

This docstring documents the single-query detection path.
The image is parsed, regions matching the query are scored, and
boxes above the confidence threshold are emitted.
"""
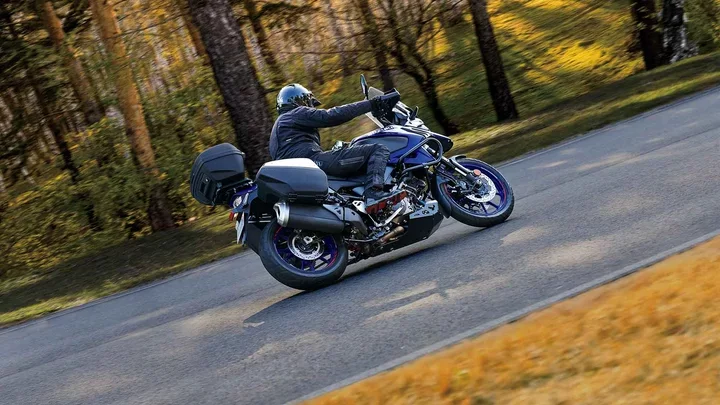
[351,126,452,165]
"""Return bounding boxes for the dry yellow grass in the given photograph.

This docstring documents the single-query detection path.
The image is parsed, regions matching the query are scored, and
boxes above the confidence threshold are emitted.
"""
[308,237,720,405]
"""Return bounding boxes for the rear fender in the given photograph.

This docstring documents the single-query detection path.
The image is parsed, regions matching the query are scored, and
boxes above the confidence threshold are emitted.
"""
[229,184,264,247]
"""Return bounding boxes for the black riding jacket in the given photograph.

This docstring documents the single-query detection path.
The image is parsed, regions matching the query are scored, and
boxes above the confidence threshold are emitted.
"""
[269,100,373,160]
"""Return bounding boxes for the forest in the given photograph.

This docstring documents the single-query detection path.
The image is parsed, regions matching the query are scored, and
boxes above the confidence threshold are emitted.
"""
[1,0,719,320]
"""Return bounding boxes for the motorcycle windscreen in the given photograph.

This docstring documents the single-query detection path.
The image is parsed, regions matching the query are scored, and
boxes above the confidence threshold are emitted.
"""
[365,86,414,128]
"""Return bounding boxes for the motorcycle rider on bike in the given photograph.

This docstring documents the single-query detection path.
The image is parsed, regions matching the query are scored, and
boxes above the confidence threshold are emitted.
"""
[270,83,400,205]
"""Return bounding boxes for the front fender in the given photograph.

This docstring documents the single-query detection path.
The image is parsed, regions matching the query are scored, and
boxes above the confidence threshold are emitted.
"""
[430,172,453,218]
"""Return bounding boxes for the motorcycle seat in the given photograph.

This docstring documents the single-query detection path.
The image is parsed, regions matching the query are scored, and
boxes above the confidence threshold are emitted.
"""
[326,174,364,181]
[327,175,366,190]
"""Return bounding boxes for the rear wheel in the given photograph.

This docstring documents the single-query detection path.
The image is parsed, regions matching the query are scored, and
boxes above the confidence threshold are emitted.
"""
[435,158,514,228]
[259,220,348,290]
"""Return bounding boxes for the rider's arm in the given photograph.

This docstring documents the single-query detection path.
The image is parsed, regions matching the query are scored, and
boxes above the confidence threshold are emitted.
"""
[292,100,373,128]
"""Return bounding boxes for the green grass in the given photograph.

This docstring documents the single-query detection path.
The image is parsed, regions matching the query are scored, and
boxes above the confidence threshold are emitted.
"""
[2,0,720,327]
[0,212,243,326]
[452,52,720,163]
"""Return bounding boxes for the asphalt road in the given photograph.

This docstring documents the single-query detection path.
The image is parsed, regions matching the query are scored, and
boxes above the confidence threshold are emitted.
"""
[2,89,720,405]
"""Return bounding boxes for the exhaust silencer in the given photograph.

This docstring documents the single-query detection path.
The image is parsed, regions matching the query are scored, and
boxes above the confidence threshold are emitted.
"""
[274,202,346,234]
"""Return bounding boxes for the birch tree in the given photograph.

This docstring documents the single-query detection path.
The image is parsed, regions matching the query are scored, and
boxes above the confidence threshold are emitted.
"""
[662,0,697,63]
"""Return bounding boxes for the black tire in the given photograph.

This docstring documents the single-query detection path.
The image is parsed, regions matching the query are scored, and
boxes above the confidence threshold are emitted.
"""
[258,220,348,290]
[435,158,515,228]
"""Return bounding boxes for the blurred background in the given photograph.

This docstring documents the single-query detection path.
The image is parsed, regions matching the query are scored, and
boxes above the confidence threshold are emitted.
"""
[1,0,719,324]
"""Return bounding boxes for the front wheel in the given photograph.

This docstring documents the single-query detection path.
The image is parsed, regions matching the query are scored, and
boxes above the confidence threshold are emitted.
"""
[259,220,348,290]
[434,158,514,228]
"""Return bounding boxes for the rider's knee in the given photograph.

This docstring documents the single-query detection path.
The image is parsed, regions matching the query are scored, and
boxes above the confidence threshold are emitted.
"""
[372,144,390,156]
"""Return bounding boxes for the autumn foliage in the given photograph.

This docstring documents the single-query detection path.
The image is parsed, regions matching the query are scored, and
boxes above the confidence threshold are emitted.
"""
[309,236,720,404]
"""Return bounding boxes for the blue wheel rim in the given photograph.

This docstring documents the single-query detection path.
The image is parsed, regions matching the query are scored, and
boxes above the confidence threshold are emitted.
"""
[441,161,510,217]
[273,227,339,275]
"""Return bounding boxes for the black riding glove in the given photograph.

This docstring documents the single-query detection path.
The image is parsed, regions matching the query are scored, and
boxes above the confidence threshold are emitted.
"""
[370,91,401,118]
[369,96,389,117]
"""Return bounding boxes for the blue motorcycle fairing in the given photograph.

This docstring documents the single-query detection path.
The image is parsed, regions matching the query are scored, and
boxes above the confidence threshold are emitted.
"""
[229,183,258,212]
[401,126,454,153]
[351,125,451,165]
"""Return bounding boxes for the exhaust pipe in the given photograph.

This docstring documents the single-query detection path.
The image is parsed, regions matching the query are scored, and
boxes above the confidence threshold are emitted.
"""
[274,202,345,234]
[274,201,291,227]
[380,226,405,244]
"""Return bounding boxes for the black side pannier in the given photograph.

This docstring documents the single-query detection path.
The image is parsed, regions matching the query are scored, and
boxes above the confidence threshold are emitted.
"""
[190,143,249,206]
[255,158,329,204]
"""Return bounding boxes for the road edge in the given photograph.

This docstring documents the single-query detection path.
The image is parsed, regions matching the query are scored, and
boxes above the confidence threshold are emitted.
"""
[498,84,720,168]
[3,85,719,335]
[288,228,720,404]
[0,250,254,335]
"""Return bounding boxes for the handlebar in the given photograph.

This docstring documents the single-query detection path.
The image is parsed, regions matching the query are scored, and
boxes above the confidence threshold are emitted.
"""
[360,74,426,130]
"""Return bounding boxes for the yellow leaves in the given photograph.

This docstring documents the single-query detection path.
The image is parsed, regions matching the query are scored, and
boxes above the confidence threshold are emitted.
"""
[307,236,720,404]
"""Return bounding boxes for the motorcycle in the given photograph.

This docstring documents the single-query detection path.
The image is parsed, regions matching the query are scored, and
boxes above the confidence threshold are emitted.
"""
[190,76,514,290]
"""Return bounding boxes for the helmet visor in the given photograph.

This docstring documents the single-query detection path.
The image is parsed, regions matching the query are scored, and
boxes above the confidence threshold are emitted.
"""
[297,93,321,108]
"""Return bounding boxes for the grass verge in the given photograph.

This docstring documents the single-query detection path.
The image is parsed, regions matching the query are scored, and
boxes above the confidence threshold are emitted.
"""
[307,235,720,404]
[3,52,720,327]
[0,213,243,326]
[452,52,720,163]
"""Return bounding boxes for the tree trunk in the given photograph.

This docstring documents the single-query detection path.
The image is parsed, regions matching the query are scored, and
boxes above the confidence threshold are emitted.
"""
[439,0,466,28]
[630,0,666,70]
[385,3,459,135]
[186,16,209,61]
[35,0,105,125]
[468,0,518,122]
[241,0,286,86]
[323,0,353,76]
[356,0,394,91]
[662,0,697,63]
[89,0,175,232]
[421,78,460,135]
[173,0,208,61]
[29,83,79,182]
[302,52,325,88]
[188,0,273,177]
[3,3,98,230]
[244,25,270,82]
[20,166,36,186]
[62,0,89,33]
[301,17,325,87]
[30,82,103,230]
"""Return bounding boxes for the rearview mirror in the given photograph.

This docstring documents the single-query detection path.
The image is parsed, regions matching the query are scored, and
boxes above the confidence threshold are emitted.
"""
[410,106,419,120]
[360,74,369,100]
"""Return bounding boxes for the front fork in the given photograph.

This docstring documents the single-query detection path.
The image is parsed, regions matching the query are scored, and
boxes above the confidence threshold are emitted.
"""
[440,155,483,186]
[433,155,487,218]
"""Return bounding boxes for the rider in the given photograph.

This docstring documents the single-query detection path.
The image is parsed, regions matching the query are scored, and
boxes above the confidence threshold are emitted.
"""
[270,83,400,204]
